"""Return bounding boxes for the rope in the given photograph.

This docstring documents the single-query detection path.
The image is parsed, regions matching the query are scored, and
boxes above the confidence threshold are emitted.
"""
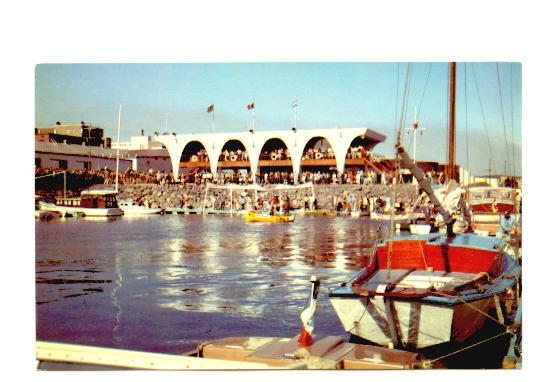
[426,331,511,365]
[464,63,469,173]
[417,241,429,271]
[510,63,516,179]
[393,63,400,144]
[496,63,511,175]
[389,62,415,282]
[416,63,433,121]
[471,64,497,175]
[430,290,509,329]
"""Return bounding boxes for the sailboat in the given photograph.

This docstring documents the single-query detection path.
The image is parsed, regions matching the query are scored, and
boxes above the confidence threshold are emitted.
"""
[329,63,521,362]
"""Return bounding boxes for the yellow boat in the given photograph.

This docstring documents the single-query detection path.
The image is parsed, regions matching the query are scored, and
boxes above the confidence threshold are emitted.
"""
[245,211,294,223]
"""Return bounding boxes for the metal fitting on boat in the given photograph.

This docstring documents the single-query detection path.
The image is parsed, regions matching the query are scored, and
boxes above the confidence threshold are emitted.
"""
[420,360,433,369]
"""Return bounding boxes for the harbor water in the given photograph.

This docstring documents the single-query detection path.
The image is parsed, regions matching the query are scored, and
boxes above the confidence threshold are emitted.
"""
[35,214,381,355]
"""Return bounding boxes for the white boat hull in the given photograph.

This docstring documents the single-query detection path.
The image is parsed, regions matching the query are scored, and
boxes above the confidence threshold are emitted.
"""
[330,295,494,349]
[370,212,423,222]
[121,207,163,216]
[409,224,431,235]
[40,203,123,217]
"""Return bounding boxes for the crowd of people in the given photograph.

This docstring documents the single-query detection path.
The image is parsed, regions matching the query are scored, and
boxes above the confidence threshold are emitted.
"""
[259,148,291,161]
[186,145,372,163]
[301,146,335,160]
[35,166,175,191]
[36,165,451,191]
[184,149,209,163]
[219,149,249,162]
[346,146,371,160]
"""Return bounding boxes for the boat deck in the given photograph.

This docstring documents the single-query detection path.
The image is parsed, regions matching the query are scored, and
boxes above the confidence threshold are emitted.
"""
[357,269,480,295]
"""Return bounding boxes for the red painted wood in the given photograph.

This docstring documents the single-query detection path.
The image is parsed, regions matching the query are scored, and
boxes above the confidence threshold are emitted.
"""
[470,202,515,213]
[376,240,503,276]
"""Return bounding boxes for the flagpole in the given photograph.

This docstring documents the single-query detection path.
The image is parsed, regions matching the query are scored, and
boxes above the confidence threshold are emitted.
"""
[212,107,215,134]
[293,99,298,130]
[252,106,255,133]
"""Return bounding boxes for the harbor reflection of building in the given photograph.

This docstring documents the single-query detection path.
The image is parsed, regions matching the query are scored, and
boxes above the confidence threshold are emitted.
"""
[151,216,379,319]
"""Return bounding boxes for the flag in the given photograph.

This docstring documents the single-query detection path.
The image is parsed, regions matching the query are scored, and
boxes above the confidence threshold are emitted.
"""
[207,104,214,113]
[297,276,320,347]
[247,102,255,110]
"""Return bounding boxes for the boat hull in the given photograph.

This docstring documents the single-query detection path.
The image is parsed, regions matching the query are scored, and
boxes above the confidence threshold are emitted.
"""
[470,201,515,214]
[245,212,294,223]
[370,212,424,222]
[40,203,123,217]
[121,207,163,216]
[330,294,495,349]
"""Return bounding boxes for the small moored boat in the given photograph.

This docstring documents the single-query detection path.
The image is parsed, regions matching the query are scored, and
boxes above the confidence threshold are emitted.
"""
[245,211,294,223]
[304,209,337,217]
[39,190,123,217]
[119,199,163,216]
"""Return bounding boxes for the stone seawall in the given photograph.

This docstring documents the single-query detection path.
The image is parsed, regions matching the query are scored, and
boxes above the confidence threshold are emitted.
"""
[116,183,419,210]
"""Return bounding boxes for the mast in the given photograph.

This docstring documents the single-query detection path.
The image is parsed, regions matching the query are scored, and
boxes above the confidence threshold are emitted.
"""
[115,104,122,193]
[447,62,456,181]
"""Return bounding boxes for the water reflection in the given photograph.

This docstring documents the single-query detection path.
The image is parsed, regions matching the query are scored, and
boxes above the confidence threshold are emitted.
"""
[36,215,383,353]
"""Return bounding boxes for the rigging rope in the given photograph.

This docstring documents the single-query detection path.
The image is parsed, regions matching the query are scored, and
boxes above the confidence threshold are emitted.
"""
[470,64,497,175]
[416,63,433,121]
[496,63,511,175]
[430,290,510,329]
[510,63,516,179]
[464,63,469,173]
[394,63,400,144]
[388,63,412,277]
[426,331,511,365]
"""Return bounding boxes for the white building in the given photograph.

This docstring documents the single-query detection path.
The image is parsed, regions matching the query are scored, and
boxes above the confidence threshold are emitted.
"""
[35,141,135,171]
[111,135,163,150]
[155,127,386,181]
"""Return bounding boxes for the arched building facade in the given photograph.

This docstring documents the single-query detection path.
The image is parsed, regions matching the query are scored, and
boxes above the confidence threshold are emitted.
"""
[155,127,386,182]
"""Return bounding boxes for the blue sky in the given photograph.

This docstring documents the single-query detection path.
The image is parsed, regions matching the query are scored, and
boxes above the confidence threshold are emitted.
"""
[35,62,521,176]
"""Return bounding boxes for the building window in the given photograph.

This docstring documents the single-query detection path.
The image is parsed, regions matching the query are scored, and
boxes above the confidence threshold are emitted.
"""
[35,158,41,167]
[58,159,68,169]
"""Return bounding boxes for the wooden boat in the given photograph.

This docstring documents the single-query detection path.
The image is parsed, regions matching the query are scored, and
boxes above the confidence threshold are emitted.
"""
[467,186,516,214]
[245,211,294,223]
[39,190,123,217]
[329,233,521,349]
[466,186,519,236]
[330,72,522,354]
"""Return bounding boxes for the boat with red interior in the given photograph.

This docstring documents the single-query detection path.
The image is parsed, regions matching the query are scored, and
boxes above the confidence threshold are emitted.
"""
[329,128,521,356]
[329,232,520,349]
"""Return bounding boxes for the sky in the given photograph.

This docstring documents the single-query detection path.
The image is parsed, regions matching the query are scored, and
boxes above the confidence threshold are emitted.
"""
[35,62,522,176]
